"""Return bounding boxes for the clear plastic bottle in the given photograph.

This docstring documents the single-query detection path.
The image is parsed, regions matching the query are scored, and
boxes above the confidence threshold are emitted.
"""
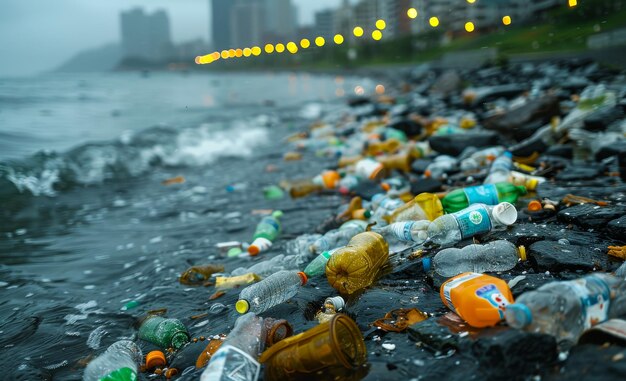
[484,152,513,184]
[83,340,141,381]
[426,202,518,247]
[284,233,322,256]
[424,240,526,278]
[425,155,458,179]
[303,247,342,277]
[310,220,368,254]
[460,146,505,171]
[505,273,623,344]
[372,220,431,243]
[200,313,265,381]
[235,270,307,314]
[231,253,313,278]
[370,194,406,226]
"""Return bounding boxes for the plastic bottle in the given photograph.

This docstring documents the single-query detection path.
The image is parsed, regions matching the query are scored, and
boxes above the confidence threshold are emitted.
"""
[310,220,368,254]
[426,202,518,247]
[423,240,526,278]
[460,147,504,171]
[138,315,190,350]
[440,272,514,328]
[378,152,414,173]
[304,247,342,277]
[326,232,389,295]
[354,158,386,180]
[231,253,313,278]
[425,155,457,179]
[508,171,545,191]
[200,313,265,381]
[248,210,283,256]
[484,152,513,184]
[179,264,225,286]
[505,273,623,343]
[364,138,402,155]
[372,220,431,243]
[385,192,443,223]
[441,182,527,213]
[83,340,142,381]
[284,233,322,256]
[236,270,308,314]
[370,194,406,225]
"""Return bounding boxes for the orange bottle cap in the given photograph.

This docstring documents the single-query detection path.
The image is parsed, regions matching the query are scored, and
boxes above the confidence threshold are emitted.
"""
[146,350,166,369]
[297,271,308,285]
[527,200,542,212]
[248,245,260,256]
[381,183,391,191]
[424,169,432,178]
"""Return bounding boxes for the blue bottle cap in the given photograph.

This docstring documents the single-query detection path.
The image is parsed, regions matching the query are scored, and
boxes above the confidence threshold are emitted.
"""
[505,303,533,328]
[422,258,431,273]
[503,151,513,158]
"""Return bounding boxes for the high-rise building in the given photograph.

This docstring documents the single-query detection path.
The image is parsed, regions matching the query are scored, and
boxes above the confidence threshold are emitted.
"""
[120,8,172,61]
[314,9,336,40]
[230,0,265,48]
[211,0,234,51]
[265,0,297,42]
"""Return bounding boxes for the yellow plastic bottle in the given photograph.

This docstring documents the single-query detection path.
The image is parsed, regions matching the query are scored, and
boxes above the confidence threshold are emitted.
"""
[440,272,514,328]
[325,232,389,295]
[385,193,443,223]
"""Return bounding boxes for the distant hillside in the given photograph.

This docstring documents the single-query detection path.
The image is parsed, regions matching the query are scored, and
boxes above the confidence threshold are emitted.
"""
[54,43,122,73]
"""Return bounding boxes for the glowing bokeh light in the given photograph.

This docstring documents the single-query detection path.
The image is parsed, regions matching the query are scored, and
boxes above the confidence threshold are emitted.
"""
[221,50,229,59]
[235,48,243,57]
[467,0,476,3]
[300,38,310,48]
[375,84,385,94]
[286,42,297,52]
[228,49,236,58]
[264,44,274,54]
[275,43,285,53]
[429,17,439,27]
[334,34,344,45]
[354,86,365,95]
[243,48,252,57]
[375,19,386,30]
[407,8,418,19]
[372,30,382,41]
[212,52,220,60]
[465,21,475,32]
[568,0,577,7]
[502,15,512,25]
[251,46,261,56]
[353,26,364,37]
[315,36,325,47]
[195,56,201,65]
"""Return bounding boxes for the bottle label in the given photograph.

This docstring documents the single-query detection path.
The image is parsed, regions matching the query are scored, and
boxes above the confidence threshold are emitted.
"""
[568,276,611,329]
[452,204,492,240]
[206,345,260,381]
[475,284,510,319]
[260,217,280,232]
[100,367,137,381]
[390,221,416,242]
[442,272,483,313]
[463,184,499,205]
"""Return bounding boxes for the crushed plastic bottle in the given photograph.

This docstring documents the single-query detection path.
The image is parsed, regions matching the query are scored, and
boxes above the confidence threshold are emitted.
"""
[373,220,431,243]
[231,253,312,278]
[484,152,513,184]
[425,155,457,179]
[310,219,368,254]
[441,182,527,213]
[138,315,190,350]
[200,313,266,381]
[215,273,261,291]
[441,272,514,328]
[248,210,283,256]
[505,273,624,344]
[83,340,141,381]
[179,264,225,286]
[426,202,518,247]
[236,270,307,314]
[326,231,389,295]
[460,146,504,171]
[423,240,526,278]
[385,192,443,223]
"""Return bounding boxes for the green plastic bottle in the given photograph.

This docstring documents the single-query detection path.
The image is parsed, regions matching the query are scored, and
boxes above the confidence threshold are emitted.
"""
[303,247,342,277]
[248,210,283,256]
[442,182,527,213]
[138,315,189,350]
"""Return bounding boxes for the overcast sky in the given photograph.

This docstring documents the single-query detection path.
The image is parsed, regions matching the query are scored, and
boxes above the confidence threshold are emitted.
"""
[0,0,345,77]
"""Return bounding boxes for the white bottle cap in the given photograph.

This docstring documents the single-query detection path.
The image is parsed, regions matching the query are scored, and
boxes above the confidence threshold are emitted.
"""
[492,202,518,226]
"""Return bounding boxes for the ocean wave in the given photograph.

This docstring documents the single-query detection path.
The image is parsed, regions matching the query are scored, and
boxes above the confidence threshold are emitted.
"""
[0,117,271,198]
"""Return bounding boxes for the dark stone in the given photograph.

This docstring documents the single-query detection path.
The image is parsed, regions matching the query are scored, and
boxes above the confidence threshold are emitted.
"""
[347,97,370,107]
[350,179,382,201]
[408,319,462,352]
[545,144,574,159]
[608,216,626,242]
[557,204,626,230]
[409,178,443,195]
[411,159,431,174]
[472,329,557,377]
[584,106,624,132]
[555,165,602,181]
[546,344,626,381]
[528,240,605,272]
[388,119,422,138]
[430,70,461,96]
[468,84,527,106]
[595,142,626,161]
[509,133,550,157]
[536,179,626,201]
[428,132,500,157]
[483,95,559,138]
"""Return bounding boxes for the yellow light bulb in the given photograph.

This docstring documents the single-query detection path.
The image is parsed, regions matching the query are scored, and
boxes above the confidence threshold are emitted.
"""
[221,50,229,59]
[334,34,344,45]
[275,43,285,53]
[375,19,386,30]
[315,36,325,47]
[251,46,261,56]
[429,17,439,28]
[264,44,274,53]
[372,30,382,41]
[353,26,364,37]
[300,38,310,48]
[502,15,512,26]
[407,8,418,19]
[465,21,475,33]
[243,47,252,57]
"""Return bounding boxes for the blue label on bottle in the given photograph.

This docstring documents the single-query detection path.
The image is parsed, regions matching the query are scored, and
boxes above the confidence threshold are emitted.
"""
[475,283,510,320]
[452,204,492,240]
[463,184,499,205]
[261,217,280,231]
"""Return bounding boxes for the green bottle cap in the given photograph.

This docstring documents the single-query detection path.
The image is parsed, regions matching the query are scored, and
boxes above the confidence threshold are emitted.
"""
[272,210,283,219]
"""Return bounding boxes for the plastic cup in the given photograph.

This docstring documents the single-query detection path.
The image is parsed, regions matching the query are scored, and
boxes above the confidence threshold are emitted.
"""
[259,314,366,379]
